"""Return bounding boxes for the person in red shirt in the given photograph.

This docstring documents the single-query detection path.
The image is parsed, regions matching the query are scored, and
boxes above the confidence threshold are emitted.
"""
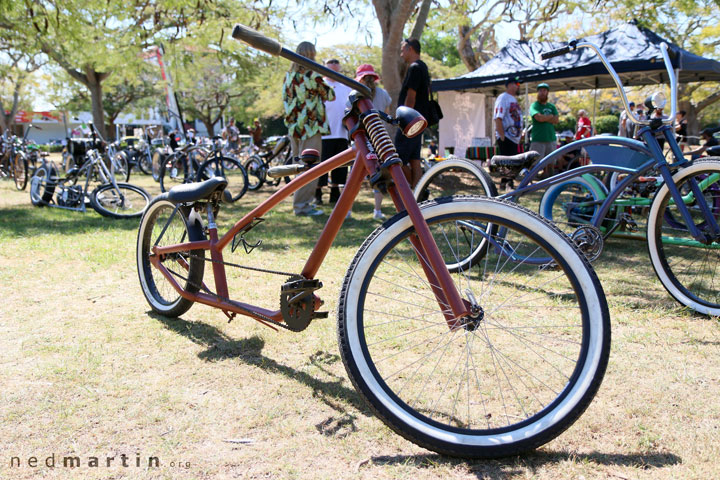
[575,109,592,140]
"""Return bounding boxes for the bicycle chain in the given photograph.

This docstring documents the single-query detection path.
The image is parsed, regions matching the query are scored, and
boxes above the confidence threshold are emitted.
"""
[166,253,302,330]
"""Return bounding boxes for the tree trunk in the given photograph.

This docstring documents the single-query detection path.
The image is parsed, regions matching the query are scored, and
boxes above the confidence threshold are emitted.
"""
[86,78,107,139]
[0,87,21,134]
[373,0,422,109]
[202,116,215,137]
[679,85,720,142]
[409,0,432,41]
[458,25,480,72]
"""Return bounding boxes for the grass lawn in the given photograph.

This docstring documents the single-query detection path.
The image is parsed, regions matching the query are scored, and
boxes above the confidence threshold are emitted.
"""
[0,161,718,479]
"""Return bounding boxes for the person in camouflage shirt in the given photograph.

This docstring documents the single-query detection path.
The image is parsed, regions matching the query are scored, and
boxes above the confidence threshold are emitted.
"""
[282,41,335,216]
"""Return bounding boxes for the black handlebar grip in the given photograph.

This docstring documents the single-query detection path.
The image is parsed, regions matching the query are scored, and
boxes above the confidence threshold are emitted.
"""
[232,24,282,56]
[541,46,571,60]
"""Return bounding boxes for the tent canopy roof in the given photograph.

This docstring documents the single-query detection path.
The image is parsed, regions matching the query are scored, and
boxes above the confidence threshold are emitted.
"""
[433,21,720,95]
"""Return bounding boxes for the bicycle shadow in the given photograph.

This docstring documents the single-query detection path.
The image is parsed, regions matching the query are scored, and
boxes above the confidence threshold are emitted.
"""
[362,449,681,477]
[149,313,370,418]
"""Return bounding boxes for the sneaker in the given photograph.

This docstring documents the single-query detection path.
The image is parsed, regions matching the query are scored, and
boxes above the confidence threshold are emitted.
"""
[296,208,324,216]
[373,210,386,220]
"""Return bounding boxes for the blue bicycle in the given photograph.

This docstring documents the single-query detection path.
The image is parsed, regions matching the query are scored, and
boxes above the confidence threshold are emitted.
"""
[416,40,720,316]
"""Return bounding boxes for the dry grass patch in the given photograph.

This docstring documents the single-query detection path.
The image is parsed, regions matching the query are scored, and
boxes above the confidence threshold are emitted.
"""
[0,172,718,479]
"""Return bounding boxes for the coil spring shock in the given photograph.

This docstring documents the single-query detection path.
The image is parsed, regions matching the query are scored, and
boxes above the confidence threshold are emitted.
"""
[361,111,400,165]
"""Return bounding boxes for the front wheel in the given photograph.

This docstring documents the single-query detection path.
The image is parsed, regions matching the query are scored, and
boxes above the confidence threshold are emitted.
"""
[111,151,131,182]
[13,153,28,190]
[152,150,165,181]
[647,158,720,315]
[197,156,248,202]
[338,196,610,458]
[90,183,150,219]
[136,198,205,317]
[137,151,153,175]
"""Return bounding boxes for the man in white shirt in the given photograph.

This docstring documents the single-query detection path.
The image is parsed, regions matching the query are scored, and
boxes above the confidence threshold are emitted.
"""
[619,101,635,137]
[494,77,524,156]
[317,59,353,205]
[494,77,524,189]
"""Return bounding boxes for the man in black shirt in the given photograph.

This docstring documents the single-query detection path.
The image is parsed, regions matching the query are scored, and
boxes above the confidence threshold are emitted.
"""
[688,127,719,159]
[396,38,430,188]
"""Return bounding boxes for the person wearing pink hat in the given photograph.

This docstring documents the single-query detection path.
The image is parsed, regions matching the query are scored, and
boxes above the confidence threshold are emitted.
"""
[356,63,392,219]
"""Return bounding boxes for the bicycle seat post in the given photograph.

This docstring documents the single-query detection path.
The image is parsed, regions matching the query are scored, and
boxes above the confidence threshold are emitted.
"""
[205,203,229,300]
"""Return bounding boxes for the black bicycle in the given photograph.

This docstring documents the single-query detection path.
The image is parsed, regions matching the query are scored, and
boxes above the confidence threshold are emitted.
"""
[243,135,293,190]
[195,137,249,201]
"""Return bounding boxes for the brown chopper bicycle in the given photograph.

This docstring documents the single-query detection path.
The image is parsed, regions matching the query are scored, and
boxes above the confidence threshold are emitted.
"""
[135,24,610,459]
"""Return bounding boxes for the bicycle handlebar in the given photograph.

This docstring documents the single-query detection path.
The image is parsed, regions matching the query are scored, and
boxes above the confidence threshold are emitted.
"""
[232,23,372,99]
[540,40,577,60]
[541,40,676,127]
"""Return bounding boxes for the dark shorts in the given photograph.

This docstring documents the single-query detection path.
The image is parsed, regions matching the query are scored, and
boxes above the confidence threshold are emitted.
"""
[495,137,520,156]
[320,138,350,186]
[395,130,422,165]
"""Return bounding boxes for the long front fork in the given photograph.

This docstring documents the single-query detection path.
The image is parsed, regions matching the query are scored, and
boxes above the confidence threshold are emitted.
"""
[385,162,470,329]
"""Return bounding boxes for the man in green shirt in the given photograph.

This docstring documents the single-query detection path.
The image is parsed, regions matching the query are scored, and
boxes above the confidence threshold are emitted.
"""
[529,83,559,158]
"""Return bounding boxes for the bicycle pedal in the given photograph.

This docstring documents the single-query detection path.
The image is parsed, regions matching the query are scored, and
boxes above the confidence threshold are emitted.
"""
[312,311,329,319]
[281,278,323,293]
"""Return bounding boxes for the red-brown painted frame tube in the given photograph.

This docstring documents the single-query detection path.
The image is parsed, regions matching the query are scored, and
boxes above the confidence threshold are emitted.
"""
[151,107,469,329]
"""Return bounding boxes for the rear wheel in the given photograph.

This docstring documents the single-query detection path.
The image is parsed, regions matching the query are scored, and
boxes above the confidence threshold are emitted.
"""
[244,155,266,190]
[90,183,150,219]
[647,158,720,315]
[137,198,205,317]
[338,196,610,458]
[197,156,248,201]
[538,175,607,236]
[414,157,498,202]
[30,165,57,206]
[159,154,189,193]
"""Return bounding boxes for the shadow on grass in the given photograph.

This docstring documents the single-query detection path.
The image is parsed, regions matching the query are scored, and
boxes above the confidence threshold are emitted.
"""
[0,206,140,238]
[365,449,681,476]
[149,313,370,419]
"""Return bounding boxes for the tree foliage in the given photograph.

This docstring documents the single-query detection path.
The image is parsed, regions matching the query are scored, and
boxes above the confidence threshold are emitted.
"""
[2,0,277,138]
[603,0,720,133]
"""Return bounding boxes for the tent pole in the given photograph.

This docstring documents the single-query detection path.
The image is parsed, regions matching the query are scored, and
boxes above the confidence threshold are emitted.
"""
[592,77,598,130]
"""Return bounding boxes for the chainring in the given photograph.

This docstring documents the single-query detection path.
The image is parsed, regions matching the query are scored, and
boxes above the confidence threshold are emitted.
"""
[280,277,326,332]
[570,225,604,263]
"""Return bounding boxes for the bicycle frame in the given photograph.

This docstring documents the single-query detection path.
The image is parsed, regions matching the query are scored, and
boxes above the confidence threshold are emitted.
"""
[500,125,720,246]
[150,99,471,330]
[493,37,720,247]
[36,149,121,212]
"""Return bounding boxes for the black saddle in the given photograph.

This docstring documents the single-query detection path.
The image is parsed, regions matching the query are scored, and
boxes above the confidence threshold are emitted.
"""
[489,151,541,168]
[162,177,228,204]
[707,145,720,157]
